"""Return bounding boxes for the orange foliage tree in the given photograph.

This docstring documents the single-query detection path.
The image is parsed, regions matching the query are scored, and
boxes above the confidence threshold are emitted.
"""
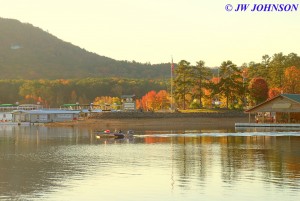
[268,87,281,99]
[202,88,213,108]
[140,90,170,111]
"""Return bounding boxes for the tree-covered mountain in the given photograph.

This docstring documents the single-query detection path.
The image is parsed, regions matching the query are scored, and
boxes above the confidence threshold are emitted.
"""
[0,18,170,79]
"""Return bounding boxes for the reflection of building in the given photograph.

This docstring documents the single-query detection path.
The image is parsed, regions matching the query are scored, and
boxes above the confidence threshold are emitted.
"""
[244,94,300,124]
[121,95,136,111]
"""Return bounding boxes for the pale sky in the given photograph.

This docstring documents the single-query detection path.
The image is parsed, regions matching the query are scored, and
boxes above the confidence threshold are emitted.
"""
[1,0,300,67]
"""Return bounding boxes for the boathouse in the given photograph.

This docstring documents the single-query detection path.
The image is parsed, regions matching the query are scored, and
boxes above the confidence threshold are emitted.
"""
[12,110,80,123]
[244,94,300,123]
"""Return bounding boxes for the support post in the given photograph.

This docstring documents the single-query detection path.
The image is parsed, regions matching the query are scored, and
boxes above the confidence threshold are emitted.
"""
[248,113,251,123]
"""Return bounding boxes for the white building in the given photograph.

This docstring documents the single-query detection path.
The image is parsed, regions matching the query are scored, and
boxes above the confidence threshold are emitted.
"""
[0,112,13,122]
[12,110,80,123]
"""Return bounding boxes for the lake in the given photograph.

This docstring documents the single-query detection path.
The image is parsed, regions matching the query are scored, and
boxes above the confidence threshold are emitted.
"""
[0,125,300,201]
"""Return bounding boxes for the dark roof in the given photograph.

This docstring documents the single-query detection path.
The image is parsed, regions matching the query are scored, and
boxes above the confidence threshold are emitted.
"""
[121,95,136,98]
[281,94,300,103]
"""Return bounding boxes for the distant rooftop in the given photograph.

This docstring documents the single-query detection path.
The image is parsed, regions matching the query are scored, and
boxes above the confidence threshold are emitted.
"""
[121,95,136,98]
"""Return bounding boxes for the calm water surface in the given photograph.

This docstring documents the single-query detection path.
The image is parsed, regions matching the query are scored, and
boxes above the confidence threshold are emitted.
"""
[0,125,300,201]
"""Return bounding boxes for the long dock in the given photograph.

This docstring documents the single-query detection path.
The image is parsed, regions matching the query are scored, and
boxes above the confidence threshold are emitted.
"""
[235,123,300,128]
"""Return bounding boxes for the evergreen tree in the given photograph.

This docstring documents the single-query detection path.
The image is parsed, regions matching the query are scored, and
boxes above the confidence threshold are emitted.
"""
[174,60,193,110]
[218,61,243,108]
[190,60,211,108]
[268,53,287,88]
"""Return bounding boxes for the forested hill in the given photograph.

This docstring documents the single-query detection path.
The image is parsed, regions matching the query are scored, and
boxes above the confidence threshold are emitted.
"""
[0,18,170,79]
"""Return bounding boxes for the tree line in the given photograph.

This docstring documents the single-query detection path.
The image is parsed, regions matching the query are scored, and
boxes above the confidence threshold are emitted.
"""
[1,52,299,111]
[172,52,300,110]
[138,52,300,111]
[0,78,167,107]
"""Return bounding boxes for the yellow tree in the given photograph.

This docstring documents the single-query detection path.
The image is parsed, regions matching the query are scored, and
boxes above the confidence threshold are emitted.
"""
[283,66,300,94]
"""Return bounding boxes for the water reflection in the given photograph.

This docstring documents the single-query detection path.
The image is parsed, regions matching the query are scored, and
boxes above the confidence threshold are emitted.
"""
[236,126,300,133]
[0,126,300,200]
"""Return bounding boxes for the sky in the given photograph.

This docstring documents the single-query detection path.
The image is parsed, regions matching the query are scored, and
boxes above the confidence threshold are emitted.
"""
[1,0,300,67]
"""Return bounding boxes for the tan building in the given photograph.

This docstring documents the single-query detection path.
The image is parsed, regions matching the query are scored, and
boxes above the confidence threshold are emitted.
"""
[245,94,300,123]
[121,95,136,111]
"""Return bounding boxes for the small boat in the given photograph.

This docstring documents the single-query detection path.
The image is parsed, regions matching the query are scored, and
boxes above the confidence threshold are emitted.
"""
[94,129,125,139]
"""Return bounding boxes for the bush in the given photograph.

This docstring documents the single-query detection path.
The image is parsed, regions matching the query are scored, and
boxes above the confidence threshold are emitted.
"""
[189,101,200,109]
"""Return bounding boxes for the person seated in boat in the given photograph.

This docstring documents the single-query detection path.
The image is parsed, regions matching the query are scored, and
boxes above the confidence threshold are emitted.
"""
[118,129,122,133]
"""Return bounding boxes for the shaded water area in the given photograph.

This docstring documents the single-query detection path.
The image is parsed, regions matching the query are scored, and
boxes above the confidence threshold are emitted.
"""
[0,125,300,201]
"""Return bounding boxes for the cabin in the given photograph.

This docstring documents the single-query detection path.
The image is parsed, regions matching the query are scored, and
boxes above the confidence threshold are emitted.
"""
[121,95,136,111]
[12,110,80,123]
[245,94,300,123]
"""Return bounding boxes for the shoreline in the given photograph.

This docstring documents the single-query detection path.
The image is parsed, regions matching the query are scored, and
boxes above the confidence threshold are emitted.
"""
[46,115,249,130]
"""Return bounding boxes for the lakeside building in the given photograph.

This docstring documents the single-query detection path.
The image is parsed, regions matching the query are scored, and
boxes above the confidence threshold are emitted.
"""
[121,95,136,111]
[0,112,12,122]
[0,104,43,122]
[236,94,300,128]
[12,110,80,123]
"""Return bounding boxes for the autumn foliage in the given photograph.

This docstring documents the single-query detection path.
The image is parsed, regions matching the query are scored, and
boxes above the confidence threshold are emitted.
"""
[139,90,170,111]
[268,87,282,99]
[283,66,300,94]
[248,77,269,104]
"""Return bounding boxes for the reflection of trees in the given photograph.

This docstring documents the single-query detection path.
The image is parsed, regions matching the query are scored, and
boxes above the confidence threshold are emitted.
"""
[172,137,212,190]
[165,136,300,190]
[219,136,300,188]
[0,126,91,198]
[1,128,300,197]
